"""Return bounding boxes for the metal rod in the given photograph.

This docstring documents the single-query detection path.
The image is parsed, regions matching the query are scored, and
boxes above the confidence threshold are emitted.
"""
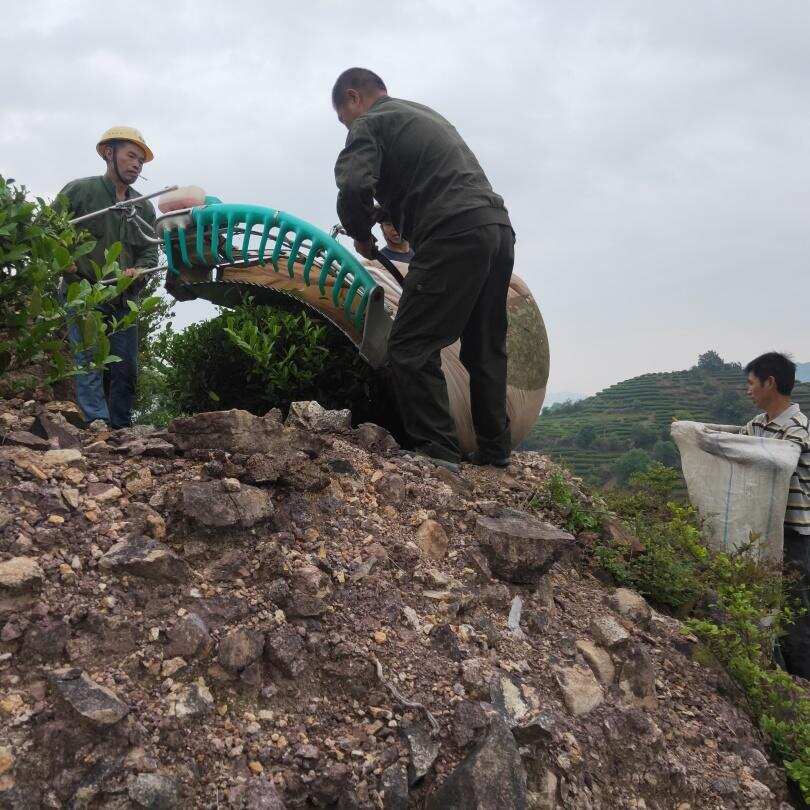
[69,185,179,226]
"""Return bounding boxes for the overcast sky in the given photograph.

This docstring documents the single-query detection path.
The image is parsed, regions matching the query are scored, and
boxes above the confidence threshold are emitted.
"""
[2,0,808,395]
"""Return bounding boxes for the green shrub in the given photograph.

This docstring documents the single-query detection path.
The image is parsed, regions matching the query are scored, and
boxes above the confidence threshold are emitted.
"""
[530,469,605,534]
[0,175,158,387]
[137,300,376,426]
[612,448,653,485]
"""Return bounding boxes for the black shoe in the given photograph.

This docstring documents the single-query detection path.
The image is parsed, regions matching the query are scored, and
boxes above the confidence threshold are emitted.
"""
[465,450,511,468]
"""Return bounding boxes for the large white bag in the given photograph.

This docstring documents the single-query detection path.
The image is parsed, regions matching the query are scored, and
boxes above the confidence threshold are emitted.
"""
[671,421,801,562]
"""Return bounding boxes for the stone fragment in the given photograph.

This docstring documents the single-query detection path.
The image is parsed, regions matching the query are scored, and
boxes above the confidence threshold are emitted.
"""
[575,639,615,685]
[3,430,50,450]
[608,588,652,628]
[416,519,449,560]
[218,628,265,672]
[474,509,574,584]
[176,480,274,529]
[490,674,531,727]
[128,772,180,809]
[460,658,494,700]
[33,409,83,448]
[0,747,13,776]
[453,700,490,748]
[425,714,527,810]
[380,763,409,810]
[100,537,189,582]
[616,643,657,710]
[529,769,558,810]
[402,723,439,785]
[161,657,187,678]
[51,668,130,725]
[589,614,631,649]
[0,557,44,593]
[22,617,69,662]
[43,400,86,427]
[166,680,213,719]
[286,400,351,433]
[127,502,167,539]
[86,482,123,502]
[354,422,399,453]
[169,409,283,454]
[242,777,287,809]
[375,473,408,506]
[555,665,604,716]
[166,613,210,658]
[264,625,305,677]
[286,593,327,618]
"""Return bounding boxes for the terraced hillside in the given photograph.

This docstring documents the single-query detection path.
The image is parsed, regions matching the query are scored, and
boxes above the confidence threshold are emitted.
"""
[524,359,810,485]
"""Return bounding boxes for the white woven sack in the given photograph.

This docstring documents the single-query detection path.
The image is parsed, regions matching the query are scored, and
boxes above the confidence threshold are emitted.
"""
[671,420,800,562]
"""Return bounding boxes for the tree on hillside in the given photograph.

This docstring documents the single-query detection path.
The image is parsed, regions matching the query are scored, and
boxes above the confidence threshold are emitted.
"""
[575,424,597,448]
[631,424,658,449]
[709,389,750,424]
[697,350,725,370]
[613,449,652,485]
[652,439,680,467]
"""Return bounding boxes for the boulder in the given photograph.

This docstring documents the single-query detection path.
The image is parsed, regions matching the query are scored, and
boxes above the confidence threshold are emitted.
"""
[616,643,657,710]
[354,423,399,453]
[425,714,527,810]
[380,763,409,810]
[169,409,283,454]
[99,537,189,583]
[2,430,50,450]
[176,480,274,529]
[474,509,574,584]
[0,557,44,593]
[128,772,180,809]
[51,668,129,726]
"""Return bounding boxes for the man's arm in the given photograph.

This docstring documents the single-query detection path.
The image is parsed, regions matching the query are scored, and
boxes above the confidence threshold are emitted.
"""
[132,200,158,270]
[334,118,382,243]
[784,423,810,449]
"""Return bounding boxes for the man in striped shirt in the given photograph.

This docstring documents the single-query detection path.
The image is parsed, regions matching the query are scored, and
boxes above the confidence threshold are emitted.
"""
[740,352,810,677]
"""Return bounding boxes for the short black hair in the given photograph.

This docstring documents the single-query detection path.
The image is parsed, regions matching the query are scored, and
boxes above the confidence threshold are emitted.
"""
[332,68,387,107]
[745,352,796,395]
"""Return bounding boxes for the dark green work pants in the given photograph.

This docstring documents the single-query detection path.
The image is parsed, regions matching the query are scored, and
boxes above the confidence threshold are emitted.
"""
[386,223,514,463]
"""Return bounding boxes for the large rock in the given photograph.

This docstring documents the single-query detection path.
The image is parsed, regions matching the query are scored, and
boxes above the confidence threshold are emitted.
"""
[169,409,283,454]
[0,557,44,593]
[380,763,409,810]
[474,509,574,584]
[575,639,615,686]
[51,668,130,726]
[616,643,657,710]
[2,430,50,450]
[425,714,527,810]
[589,614,631,649]
[219,628,265,672]
[176,480,274,529]
[99,537,189,582]
[286,401,351,433]
[402,723,439,785]
[128,772,180,809]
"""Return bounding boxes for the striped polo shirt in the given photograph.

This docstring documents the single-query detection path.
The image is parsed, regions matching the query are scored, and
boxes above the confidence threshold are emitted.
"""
[740,403,810,536]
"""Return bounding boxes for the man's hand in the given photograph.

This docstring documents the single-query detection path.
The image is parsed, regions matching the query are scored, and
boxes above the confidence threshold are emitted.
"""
[63,264,78,274]
[353,239,375,260]
[122,268,140,278]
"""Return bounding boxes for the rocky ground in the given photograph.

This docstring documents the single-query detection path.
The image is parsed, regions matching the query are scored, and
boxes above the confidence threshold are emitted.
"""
[0,396,797,809]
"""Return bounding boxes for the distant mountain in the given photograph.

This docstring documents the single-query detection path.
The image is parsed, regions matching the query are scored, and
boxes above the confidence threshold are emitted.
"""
[523,358,810,485]
[797,362,810,383]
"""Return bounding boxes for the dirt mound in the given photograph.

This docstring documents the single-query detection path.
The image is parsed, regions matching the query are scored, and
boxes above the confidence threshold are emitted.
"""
[0,397,794,808]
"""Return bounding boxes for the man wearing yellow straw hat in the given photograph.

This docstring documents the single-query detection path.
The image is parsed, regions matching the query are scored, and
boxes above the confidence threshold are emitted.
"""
[58,126,158,428]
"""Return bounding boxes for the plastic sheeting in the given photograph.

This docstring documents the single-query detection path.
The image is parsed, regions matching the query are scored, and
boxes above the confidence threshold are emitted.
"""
[671,420,801,562]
